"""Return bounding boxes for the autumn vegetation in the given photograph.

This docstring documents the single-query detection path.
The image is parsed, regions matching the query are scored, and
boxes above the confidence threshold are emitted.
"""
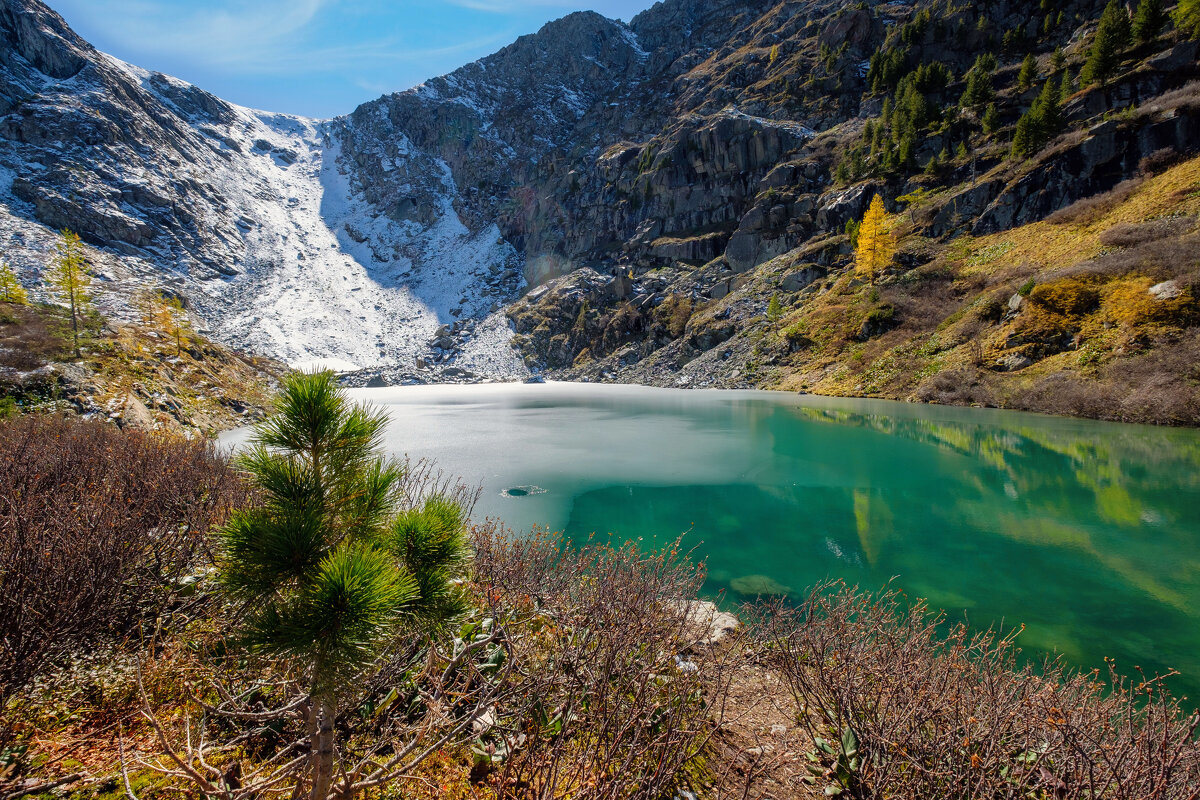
[853,195,896,283]
[0,230,279,434]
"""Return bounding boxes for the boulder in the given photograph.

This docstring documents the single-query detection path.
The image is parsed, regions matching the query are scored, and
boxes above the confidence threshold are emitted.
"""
[780,265,824,293]
[672,600,740,647]
[815,183,878,232]
[1150,280,1182,301]
[118,394,156,430]
[995,353,1033,372]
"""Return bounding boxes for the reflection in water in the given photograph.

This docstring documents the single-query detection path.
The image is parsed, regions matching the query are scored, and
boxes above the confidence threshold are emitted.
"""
[226,383,1200,701]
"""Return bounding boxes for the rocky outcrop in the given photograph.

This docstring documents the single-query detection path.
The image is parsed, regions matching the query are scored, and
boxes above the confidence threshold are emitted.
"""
[975,106,1200,235]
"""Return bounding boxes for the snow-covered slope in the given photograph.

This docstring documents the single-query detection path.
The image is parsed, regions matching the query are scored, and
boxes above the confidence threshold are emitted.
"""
[0,0,805,384]
[163,99,527,374]
[0,0,529,379]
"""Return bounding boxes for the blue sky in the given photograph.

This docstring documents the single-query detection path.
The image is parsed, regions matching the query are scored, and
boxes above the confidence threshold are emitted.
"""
[49,0,657,118]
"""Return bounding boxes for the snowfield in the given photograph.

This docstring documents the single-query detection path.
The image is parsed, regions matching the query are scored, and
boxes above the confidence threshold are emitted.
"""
[0,54,531,382]
[203,108,527,378]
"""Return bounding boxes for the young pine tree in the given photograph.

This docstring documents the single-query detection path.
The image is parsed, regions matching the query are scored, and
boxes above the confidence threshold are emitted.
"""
[1172,0,1200,39]
[855,194,896,283]
[1081,0,1132,86]
[1018,53,1039,91]
[982,103,1000,134]
[767,293,783,324]
[1051,46,1066,74]
[45,230,92,358]
[0,260,28,305]
[1012,79,1065,158]
[959,53,997,109]
[1132,0,1166,44]
[218,371,472,800]
[845,218,861,247]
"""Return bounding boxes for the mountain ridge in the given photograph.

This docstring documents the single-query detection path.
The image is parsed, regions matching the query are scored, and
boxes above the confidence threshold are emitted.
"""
[2,0,1199,422]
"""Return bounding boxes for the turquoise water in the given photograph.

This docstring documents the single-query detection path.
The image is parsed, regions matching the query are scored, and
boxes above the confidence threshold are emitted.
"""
[226,382,1200,700]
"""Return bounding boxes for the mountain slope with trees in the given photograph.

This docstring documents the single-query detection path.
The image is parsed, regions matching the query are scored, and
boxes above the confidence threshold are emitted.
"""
[0,0,1198,421]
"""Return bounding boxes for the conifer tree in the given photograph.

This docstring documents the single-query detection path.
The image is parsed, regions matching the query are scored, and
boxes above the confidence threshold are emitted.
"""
[1011,112,1035,159]
[45,230,92,358]
[1038,76,1065,135]
[0,260,27,305]
[845,218,861,247]
[960,53,997,109]
[982,103,1000,134]
[767,293,783,323]
[1132,0,1166,44]
[1051,46,1066,73]
[218,371,472,800]
[1173,0,1200,39]
[855,194,896,282]
[141,291,192,357]
[1018,53,1039,91]
[1012,79,1065,158]
[1081,0,1132,86]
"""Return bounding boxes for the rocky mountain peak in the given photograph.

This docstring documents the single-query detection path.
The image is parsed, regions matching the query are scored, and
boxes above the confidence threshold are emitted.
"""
[0,0,88,80]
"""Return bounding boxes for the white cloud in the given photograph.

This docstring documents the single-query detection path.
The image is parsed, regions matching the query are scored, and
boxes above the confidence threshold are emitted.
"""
[446,0,577,11]
[73,0,326,62]
[57,0,523,76]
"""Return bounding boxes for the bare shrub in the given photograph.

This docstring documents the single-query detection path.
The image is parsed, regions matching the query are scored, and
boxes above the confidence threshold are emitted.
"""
[1042,233,1200,284]
[1098,217,1195,249]
[107,528,736,800]
[0,415,247,710]
[1139,146,1186,176]
[655,293,695,339]
[1139,80,1200,116]
[0,303,68,373]
[757,582,1200,800]
[128,609,516,800]
[912,367,997,407]
[471,526,738,799]
[1046,177,1146,226]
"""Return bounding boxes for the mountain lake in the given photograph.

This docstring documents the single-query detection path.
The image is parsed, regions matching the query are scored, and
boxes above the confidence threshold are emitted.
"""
[222,382,1200,699]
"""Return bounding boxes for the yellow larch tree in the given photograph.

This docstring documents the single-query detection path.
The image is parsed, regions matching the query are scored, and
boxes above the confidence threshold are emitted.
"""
[854,194,896,283]
[45,230,93,357]
[140,290,192,357]
[0,259,28,305]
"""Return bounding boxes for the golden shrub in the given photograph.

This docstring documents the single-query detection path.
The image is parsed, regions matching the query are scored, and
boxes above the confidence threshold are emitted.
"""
[1102,276,1157,328]
[1028,279,1100,317]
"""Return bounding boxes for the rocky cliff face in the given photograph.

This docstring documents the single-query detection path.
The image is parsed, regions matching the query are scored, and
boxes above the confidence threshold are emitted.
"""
[1,0,1199,421]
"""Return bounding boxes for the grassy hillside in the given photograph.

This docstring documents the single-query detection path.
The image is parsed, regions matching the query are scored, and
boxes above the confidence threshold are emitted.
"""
[768,152,1200,422]
[0,300,283,435]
